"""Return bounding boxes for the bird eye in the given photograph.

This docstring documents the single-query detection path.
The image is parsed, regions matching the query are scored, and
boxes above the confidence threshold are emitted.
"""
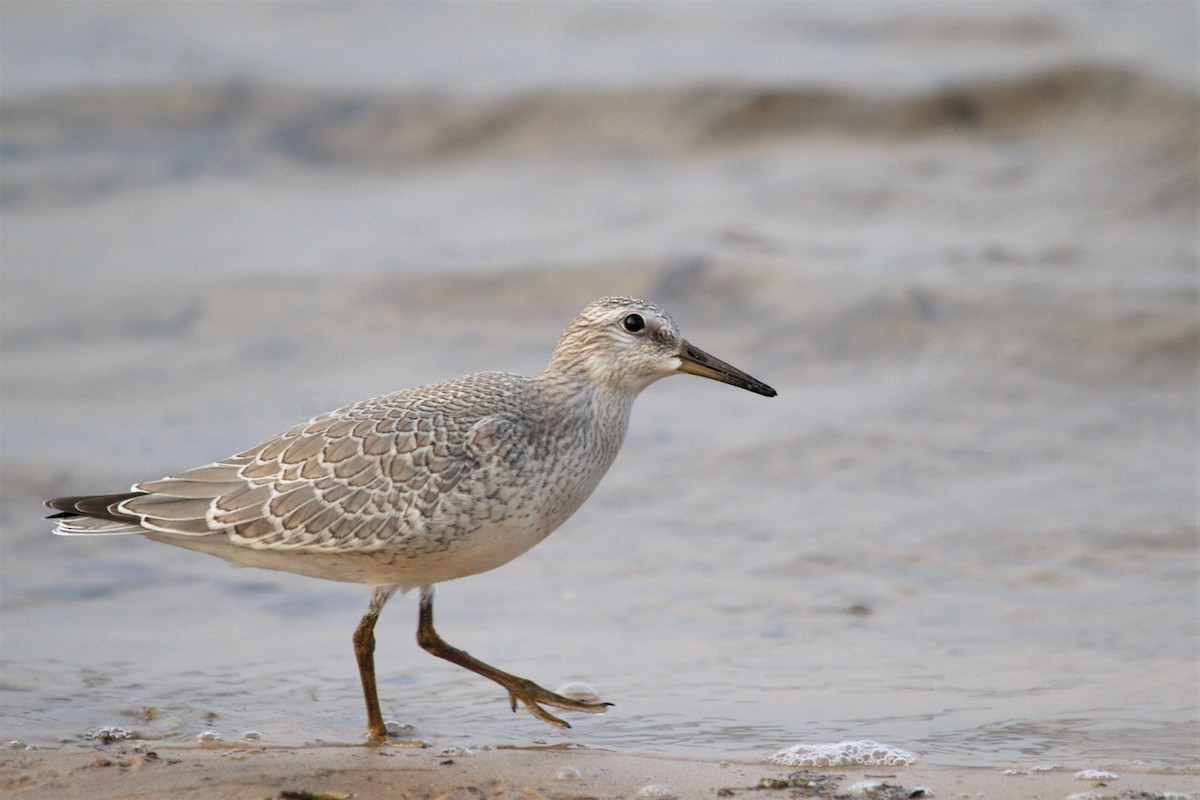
[622,313,645,333]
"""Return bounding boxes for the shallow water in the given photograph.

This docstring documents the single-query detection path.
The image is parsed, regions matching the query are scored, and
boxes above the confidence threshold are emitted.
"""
[1,1,1196,770]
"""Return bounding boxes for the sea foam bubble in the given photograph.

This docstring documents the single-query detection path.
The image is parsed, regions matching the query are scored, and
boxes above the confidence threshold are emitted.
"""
[768,740,919,767]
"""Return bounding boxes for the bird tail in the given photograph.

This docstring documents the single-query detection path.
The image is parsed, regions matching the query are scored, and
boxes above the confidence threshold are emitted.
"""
[45,493,147,535]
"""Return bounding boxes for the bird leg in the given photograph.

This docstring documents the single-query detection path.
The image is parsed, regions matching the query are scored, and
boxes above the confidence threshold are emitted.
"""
[415,585,611,728]
[353,585,399,741]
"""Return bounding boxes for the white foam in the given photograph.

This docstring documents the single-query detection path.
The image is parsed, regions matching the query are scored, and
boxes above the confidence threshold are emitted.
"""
[768,740,919,767]
[1075,769,1120,781]
[84,726,137,743]
[555,681,601,703]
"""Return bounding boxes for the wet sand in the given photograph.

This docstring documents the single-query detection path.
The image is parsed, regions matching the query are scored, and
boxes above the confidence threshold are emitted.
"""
[3,743,1198,800]
[1,2,1197,797]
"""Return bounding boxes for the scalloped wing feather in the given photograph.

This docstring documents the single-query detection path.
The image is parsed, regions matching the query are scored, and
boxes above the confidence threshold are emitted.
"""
[112,377,525,554]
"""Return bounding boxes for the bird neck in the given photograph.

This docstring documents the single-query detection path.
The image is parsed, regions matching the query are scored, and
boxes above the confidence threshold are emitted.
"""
[535,359,639,438]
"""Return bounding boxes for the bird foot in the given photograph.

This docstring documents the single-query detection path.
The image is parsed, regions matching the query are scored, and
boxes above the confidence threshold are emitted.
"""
[363,727,428,748]
[503,677,613,728]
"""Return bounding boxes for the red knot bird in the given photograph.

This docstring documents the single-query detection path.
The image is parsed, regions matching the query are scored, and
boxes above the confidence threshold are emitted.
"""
[47,296,776,738]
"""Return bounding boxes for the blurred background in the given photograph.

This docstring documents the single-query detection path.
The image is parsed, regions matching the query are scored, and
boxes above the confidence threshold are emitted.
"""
[1,1,1196,768]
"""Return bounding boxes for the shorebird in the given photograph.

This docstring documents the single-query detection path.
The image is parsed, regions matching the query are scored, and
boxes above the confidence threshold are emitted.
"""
[47,296,776,737]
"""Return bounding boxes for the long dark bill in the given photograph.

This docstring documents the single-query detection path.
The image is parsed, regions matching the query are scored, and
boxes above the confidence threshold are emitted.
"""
[676,340,777,397]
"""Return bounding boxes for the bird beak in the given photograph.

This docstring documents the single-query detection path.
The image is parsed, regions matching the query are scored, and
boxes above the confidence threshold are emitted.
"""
[676,340,777,397]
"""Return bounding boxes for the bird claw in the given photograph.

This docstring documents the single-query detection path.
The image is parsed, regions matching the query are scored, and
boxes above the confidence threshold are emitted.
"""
[504,679,612,728]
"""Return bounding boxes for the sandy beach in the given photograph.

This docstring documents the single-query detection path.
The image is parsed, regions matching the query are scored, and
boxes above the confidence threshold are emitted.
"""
[1,2,1196,798]
[3,741,1199,800]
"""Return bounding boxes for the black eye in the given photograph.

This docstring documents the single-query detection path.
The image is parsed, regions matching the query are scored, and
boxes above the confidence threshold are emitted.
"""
[622,313,645,333]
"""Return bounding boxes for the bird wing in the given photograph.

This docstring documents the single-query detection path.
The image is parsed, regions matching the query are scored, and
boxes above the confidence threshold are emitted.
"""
[120,390,486,553]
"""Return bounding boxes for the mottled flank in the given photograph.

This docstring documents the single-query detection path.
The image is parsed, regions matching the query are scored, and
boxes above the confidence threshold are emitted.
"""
[47,296,775,732]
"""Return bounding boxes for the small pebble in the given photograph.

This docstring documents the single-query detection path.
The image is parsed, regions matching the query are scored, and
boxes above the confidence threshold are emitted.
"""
[845,780,884,796]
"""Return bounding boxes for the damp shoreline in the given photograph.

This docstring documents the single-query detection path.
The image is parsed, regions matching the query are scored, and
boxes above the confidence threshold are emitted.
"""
[2,742,1198,800]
